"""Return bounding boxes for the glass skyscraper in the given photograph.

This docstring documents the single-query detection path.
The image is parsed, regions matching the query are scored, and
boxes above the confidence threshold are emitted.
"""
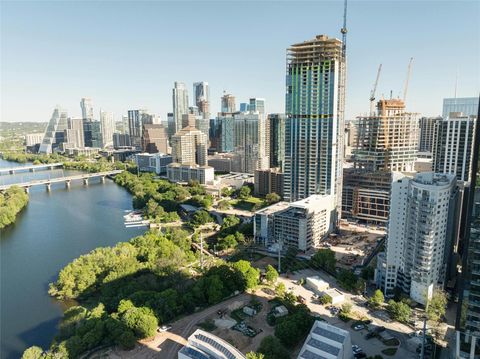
[443,97,479,118]
[283,34,345,216]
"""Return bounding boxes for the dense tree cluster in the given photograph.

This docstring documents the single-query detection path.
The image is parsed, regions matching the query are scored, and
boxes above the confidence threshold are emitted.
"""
[337,269,365,294]
[387,299,411,323]
[256,335,290,359]
[2,152,66,164]
[311,248,336,273]
[62,160,129,173]
[368,289,385,309]
[426,290,448,323]
[0,186,29,229]
[274,304,315,347]
[37,227,261,358]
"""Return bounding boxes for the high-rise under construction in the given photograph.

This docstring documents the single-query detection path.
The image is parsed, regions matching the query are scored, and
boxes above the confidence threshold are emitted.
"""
[283,35,346,221]
[354,98,419,172]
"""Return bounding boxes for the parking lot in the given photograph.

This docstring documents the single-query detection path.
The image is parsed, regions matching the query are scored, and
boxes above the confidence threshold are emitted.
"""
[277,269,418,359]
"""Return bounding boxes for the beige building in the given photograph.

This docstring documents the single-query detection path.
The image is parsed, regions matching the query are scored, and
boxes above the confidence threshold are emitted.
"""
[142,124,169,154]
[171,126,208,166]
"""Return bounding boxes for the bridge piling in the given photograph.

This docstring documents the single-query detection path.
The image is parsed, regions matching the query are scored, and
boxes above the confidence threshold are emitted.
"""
[46,183,51,192]
[65,180,71,189]
[101,176,105,184]
[83,178,89,186]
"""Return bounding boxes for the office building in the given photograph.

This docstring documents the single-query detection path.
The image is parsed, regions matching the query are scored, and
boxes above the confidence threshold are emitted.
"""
[115,116,129,134]
[181,113,196,129]
[249,98,265,115]
[267,113,286,169]
[178,329,245,359]
[221,93,236,113]
[113,133,131,148]
[254,168,284,197]
[342,169,401,225]
[173,82,189,134]
[344,120,358,160]
[100,111,115,148]
[432,112,477,183]
[443,97,479,118]
[66,118,85,148]
[25,133,44,146]
[39,107,69,154]
[167,163,214,185]
[217,114,235,153]
[171,127,208,166]
[207,152,242,173]
[80,97,93,120]
[83,120,102,148]
[195,117,209,138]
[239,103,249,112]
[234,112,268,174]
[455,101,480,356]
[127,110,143,148]
[167,112,175,139]
[142,124,169,154]
[380,172,458,304]
[254,195,335,251]
[135,152,172,175]
[193,81,210,119]
[297,321,353,359]
[418,116,440,154]
[355,99,419,172]
[283,34,345,222]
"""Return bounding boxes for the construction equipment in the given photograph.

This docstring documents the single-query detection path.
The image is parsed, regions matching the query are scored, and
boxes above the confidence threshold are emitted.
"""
[369,64,382,115]
[403,57,414,103]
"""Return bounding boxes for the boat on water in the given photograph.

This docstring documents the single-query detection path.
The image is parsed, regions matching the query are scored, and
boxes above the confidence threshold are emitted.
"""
[124,210,144,222]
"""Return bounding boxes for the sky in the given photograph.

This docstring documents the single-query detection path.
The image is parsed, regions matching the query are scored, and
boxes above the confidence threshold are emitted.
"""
[1,0,479,123]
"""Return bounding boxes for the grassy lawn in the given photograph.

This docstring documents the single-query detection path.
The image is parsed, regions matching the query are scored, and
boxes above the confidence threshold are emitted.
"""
[229,197,266,212]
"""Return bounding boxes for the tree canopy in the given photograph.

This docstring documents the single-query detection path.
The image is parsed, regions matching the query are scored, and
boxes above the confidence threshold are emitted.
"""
[0,186,29,229]
[311,248,336,273]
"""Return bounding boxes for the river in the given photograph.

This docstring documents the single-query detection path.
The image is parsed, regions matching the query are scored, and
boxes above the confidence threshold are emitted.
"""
[0,159,144,359]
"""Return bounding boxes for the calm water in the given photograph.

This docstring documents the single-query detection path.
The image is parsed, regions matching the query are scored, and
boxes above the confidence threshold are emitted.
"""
[0,159,144,359]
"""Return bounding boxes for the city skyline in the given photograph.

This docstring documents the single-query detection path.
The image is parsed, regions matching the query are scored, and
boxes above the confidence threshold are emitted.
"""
[1,1,479,123]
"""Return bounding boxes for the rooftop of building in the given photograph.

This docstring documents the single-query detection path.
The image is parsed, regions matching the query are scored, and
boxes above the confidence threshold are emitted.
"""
[290,195,334,211]
[167,162,213,170]
[298,321,350,359]
[255,201,290,215]
[414,172,455,187]
[216,172,254,180]
[180,329,246,359]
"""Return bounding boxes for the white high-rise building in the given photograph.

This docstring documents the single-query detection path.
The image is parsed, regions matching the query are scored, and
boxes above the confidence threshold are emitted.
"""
[381,172,458,304]
[249,98,265,115]
[100,111,115,148]
[80,98,94,120]
[234,111,268,174]
[173,82,189,133]
[39,107,69,154]
[432,112,477,183]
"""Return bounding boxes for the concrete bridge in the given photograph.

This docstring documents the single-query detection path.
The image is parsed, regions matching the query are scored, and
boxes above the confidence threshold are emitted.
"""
[0,163,63,175]
[0,170,123,192]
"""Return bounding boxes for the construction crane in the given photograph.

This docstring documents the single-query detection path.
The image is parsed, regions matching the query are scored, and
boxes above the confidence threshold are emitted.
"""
[369,64,382,115]
[341,0,348,58]
[403,57,414,103]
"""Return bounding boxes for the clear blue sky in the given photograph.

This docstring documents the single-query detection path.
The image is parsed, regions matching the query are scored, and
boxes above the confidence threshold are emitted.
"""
[1,0,479,123]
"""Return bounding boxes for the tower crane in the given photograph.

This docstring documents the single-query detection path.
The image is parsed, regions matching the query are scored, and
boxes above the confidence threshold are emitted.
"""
[403,57,414,103]
[369,64,382,115]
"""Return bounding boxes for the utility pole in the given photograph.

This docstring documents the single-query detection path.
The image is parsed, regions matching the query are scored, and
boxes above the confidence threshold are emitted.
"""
[200,232,204,270]
[420,316,427,359]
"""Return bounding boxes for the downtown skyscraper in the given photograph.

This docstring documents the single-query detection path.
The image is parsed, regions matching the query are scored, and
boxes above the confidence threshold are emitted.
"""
[173,82,189,134]
[283,35,346,221]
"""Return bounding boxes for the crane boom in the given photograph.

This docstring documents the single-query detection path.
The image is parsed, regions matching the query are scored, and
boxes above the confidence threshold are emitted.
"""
[403,57,414,103]
[369,64,382,115]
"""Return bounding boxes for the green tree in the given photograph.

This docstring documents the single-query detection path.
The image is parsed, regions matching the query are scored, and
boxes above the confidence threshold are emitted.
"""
[275,282,286,297]
[311,248,336,273]
[206,275,225,304]
[246,352,265,359]
[337,269,359,292]
[239,185,251,200]
[275,307,314,346]
[233,260,260,289]
[426,290,448,323]
[21,346,44,359]
[265,192,281,204]
[368,290,385,309]
[361,266,375,280]
[319,294,332,305]
[217,199,231,210]
[217,234,238,250]
[265,265,279,283]
[257,335,290,359]
[387,300,411,323]
[121,306,158,339]
[191,210,213,227]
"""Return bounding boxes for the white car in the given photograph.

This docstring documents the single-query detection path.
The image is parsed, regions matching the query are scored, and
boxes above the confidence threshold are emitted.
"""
[157,325,172,332]
[354,324,365,331]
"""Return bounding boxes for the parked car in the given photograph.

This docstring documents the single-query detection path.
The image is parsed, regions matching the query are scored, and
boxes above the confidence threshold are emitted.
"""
[355,353,367,359]
[157,325,172,332]
[354,324,365,331]
[365,332,376,340]
[374,326,386,333]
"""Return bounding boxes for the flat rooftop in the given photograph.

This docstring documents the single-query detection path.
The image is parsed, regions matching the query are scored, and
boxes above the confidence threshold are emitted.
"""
[255,201,290,215]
